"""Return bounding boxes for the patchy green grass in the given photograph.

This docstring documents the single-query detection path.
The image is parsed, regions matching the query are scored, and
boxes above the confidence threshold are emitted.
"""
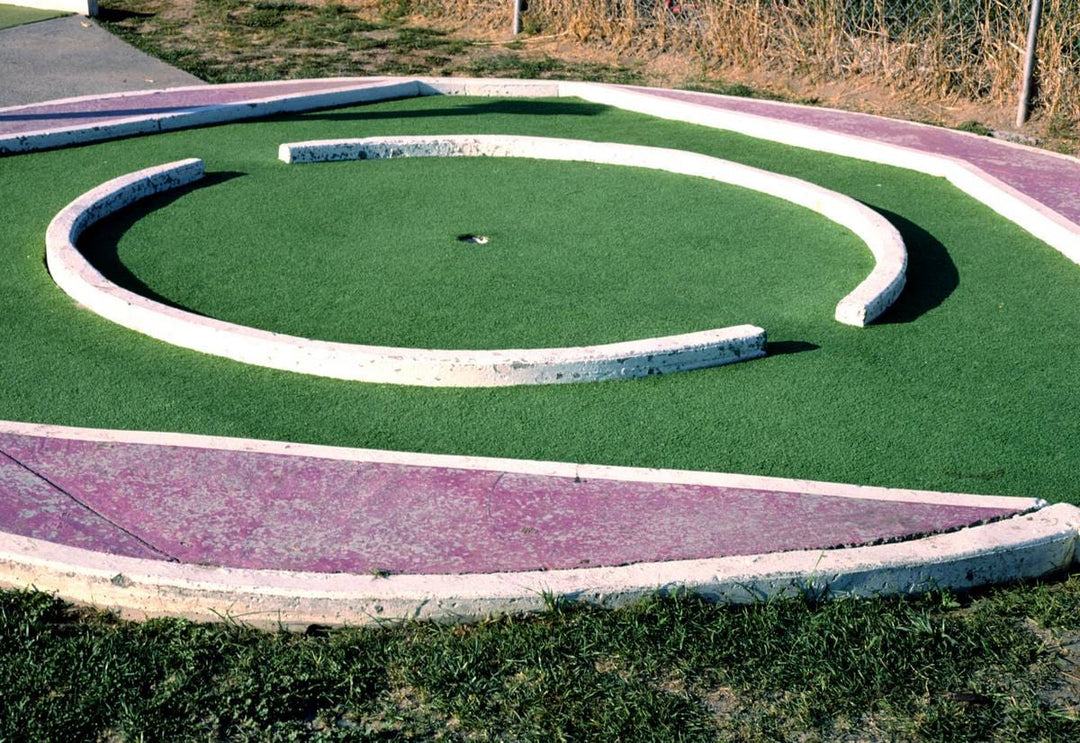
[682,79,821,106]
[2,577,1078,739]
[95,0,643,84]
[954,120,995,137]
[0,3,67,29]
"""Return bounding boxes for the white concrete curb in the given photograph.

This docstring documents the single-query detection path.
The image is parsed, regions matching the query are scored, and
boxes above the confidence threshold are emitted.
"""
[1,503,1074,628]
[8,76,1078,269]
[0,80,421,155]
[45,158,766,386]
[2,0,95,15]
[558,81,1080,268]
[281,134,907,327]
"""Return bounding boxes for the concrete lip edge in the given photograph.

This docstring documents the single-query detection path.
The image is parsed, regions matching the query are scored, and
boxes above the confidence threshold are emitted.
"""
[45,157,766,386]
[1,504,1075,628]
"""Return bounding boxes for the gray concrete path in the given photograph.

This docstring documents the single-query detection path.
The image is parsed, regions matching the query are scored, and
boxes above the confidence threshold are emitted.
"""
[0,15,203,107]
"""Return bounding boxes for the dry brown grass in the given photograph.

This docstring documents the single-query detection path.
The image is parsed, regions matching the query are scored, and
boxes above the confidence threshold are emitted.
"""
[418,0,1080,131]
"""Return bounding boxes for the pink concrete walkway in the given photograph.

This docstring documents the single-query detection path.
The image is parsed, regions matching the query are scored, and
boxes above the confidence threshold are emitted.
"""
[0,427,1037,576]
[628,86,1080,225]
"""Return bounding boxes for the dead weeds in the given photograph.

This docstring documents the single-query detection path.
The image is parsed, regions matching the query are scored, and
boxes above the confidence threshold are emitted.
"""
[98,0,1078,154]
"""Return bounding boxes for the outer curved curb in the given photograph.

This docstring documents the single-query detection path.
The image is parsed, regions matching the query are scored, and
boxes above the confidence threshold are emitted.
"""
[6,76,1078,269]
[0,79,422,155]
[554,80,1080,268]
[45,160,765,386]
[281,134,907,327]
[0,504,1074,629]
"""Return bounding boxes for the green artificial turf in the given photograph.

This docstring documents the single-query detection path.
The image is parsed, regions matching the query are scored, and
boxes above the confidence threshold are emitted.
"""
[85,155,866,349]
[0,3,67,29]
[1,95,1078,503]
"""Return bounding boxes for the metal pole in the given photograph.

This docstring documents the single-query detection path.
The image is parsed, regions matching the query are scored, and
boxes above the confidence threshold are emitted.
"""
[513,0,524,35]
[1016,0,1044,127]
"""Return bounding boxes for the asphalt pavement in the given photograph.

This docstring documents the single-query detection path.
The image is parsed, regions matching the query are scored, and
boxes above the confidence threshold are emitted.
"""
[0,14,202,107]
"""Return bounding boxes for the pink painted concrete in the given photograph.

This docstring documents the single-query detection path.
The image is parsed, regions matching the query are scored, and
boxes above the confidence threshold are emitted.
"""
[0,79,386,134]
[0,432,1023,575]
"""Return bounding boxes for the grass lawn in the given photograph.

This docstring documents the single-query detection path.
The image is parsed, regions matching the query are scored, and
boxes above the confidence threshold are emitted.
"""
[0,3,67,30]
[2,578,1078,739]
[2,95,1078,504]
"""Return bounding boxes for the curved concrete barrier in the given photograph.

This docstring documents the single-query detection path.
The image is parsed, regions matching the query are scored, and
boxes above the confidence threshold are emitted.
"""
[9,76,1071,270]
[1,503,1074,629]
[0,421,1069,629]
[281,134,908,327]
[45,159,765,386]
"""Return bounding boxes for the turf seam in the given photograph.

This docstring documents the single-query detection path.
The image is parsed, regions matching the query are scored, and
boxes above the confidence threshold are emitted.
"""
[0,446,178,563]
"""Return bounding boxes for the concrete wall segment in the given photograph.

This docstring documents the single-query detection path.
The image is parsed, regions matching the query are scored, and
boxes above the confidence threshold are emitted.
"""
[2,0,96,15]
[0,504,1074,628]
[44,158,765,385]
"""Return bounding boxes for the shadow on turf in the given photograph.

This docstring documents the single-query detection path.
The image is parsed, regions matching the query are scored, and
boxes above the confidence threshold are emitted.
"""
[94,8,154,23]
[280,100,609,123]
[872,207,959,324]
[766,340,820,356]
[71,171,245,318]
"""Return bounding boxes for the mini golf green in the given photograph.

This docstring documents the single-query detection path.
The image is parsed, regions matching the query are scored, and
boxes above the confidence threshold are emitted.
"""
[1,96,1077,502]
[82,155,866,349]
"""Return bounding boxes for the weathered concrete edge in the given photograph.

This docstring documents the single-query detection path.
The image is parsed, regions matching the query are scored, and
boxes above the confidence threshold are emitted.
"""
[44,158,765,386]
[0,504,1074,628]
[561,81,1080,267]
[0,79,421,155]
[0,78,387,114]
[8,74,1075,267]
[0,421,1046,511]
[281,134,906,328]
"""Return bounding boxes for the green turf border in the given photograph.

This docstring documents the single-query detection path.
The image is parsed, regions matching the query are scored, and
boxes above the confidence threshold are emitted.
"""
[1,95,1078,504]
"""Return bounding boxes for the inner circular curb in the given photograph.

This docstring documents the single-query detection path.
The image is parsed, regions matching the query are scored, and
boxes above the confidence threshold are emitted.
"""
[280,134,908,330]
[44,156,764,387]
[44,134,905,387]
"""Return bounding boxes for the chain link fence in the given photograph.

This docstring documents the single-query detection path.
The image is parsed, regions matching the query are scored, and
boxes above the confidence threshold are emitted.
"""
[478,0,1079,127]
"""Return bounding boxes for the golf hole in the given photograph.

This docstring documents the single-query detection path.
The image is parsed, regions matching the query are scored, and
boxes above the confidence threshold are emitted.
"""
[457,234,489,245]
